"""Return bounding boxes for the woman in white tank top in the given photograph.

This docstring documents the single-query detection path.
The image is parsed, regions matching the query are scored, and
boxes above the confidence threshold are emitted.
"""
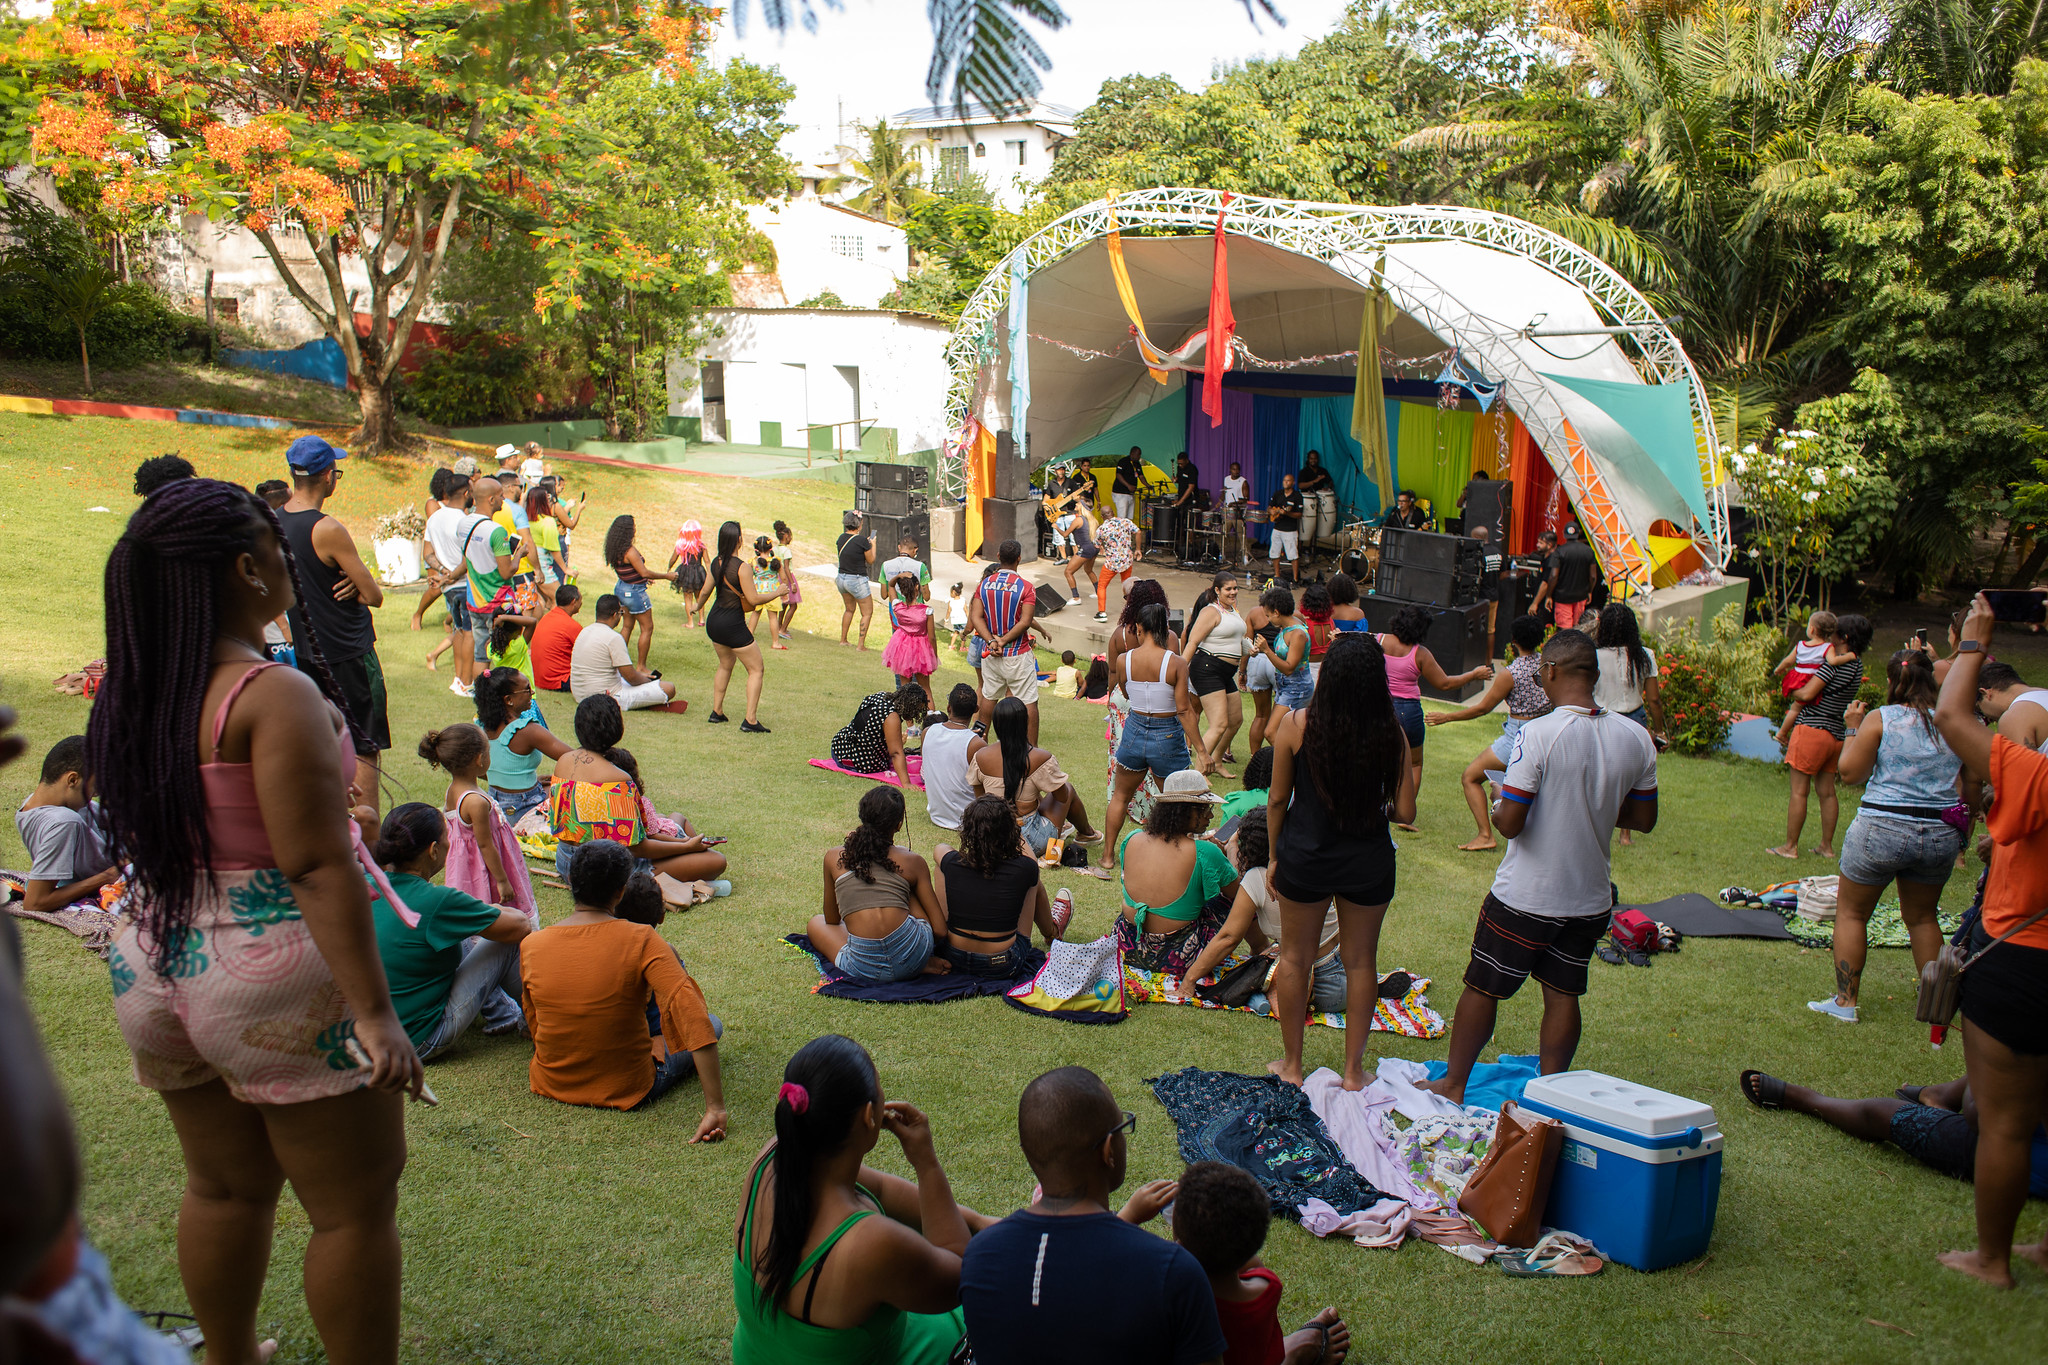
[1182,573,1248,771]
[1101,601,1208,868]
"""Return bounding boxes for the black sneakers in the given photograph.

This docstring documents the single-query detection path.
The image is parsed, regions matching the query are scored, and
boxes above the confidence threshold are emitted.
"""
[707,711,729,724]
[741,719,771,734]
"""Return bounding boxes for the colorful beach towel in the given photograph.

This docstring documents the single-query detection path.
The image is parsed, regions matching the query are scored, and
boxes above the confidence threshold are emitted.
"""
[808,757,925,791]
[783,932,1036,1003]
[1121,959,1446,1039]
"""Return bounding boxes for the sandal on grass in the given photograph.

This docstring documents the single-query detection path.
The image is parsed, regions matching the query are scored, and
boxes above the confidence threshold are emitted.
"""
[1895,1085,1925,1105]
[1498,1231,1604,1277]
[1739,1069,1786,1110]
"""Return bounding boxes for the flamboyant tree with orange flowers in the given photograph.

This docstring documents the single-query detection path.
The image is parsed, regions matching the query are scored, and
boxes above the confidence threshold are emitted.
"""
[6,0,713,450]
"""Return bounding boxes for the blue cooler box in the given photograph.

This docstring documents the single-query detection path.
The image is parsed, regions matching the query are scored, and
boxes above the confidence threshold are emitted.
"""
[1518,1071,1722,1271]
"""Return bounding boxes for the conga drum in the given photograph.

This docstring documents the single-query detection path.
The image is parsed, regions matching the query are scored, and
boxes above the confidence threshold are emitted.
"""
[1148,501,1180,553]
[1311,489,1338,551]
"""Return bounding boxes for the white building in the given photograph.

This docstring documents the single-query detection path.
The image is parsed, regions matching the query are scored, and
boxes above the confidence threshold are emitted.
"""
[667,307,951,457]
[734,198,908,308]
[891,99,1077,212]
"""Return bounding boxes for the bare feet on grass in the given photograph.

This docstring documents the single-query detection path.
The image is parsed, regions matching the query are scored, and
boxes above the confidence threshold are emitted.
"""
[1266,1059,1304,1087]
[1283,1308,1350,1365]
[2016,1240,2048,1272]
[1456,836,1498,852]
[1939,1248,2015,1288]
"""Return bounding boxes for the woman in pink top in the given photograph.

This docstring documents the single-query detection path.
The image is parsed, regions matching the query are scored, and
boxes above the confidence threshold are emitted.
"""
[88,479,423,1365]
[1378,604,1493,831]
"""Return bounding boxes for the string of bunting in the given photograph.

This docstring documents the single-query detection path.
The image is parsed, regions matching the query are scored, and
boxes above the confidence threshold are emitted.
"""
[1026,332,1370,371]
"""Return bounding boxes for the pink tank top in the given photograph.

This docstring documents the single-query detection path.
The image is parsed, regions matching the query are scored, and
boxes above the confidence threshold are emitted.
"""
[1378,636,1423,699]
[201,663,415,924]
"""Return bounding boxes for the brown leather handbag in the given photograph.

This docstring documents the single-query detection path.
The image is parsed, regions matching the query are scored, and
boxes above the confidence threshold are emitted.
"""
[1459,1101,1565,1249]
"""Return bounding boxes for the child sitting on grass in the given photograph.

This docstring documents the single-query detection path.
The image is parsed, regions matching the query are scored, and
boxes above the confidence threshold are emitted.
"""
[1773,610,1852,744]
[1172,1161,1350,1365]
[1053,649,1081,699]
[1083,656,1111,700]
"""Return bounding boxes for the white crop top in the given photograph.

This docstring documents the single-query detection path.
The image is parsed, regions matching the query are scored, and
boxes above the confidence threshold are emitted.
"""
[1199,606,1247,660]
[1125,650,1180,713]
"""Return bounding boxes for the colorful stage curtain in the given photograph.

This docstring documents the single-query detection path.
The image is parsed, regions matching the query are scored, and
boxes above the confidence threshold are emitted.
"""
[1351,290,1395,500]
[1469,410,1515,481]
[963,420,997,562]
[1391,405,1474,529]
[1185,378,1253,494]
[1247,394,1302,546]
[1056,383,1188,477]
[1298,395,1386,521]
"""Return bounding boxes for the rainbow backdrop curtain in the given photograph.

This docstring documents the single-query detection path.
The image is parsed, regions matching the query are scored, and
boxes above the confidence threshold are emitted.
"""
[1298,395,1388,520]
[1469,410,1516,481]
[963,421,997,561]
[1247,394,1302,546]
[1185,378,1254,493]
[1390,403,1475,529]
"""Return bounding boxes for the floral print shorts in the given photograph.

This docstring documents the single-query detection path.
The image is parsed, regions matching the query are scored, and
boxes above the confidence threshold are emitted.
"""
[110,869,362,1106]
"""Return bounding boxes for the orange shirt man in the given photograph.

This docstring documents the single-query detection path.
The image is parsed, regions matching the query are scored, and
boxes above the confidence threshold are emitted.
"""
[530,585,584,692]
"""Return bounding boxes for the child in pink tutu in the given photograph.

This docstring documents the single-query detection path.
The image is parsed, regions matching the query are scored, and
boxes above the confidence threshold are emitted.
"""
[881,572,938,710]
[419,724,538,921]
[668,519,708,628]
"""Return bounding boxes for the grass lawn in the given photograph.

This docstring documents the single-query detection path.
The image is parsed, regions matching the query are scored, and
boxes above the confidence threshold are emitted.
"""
[6,412,2046,1362]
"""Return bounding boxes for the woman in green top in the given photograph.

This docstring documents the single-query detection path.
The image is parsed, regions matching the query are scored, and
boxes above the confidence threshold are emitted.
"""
[1114,769,1238,980]
[733,1034,987,1365]
[366,803,533,1059]
[475,667,570,825]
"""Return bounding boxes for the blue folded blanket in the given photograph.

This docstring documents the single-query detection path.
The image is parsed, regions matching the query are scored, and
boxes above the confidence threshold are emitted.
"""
[1423,1053,1539,1113]
[783,933,1040,1004]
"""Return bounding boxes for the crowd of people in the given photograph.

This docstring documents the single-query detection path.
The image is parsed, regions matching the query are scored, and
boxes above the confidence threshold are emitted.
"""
[9,445,2048,1365]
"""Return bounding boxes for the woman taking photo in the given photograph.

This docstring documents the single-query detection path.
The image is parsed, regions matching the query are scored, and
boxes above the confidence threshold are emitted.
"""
[1379,603,1493,831]
[1808,648,1975,1022]
[696,520,788,733]
[807,787,948,983]
[1182,571,1248,768]
[1102,581,1180,840]
[1115,769,1238,978]
[548,695,730,885]
[604,514,676,673]
[831,683,930,790]
[732,1034,981,1361]
[971,696,1101,857]
[90,478,423,1365]
[1770,613,1873,860]
[1101,601,1206,866]
[1267,632,1415,1089]
[523,484,568,594]
[1426,614,1548,852]
[932,795,1069,977]
[1927,594,2048,1289]
[474,665,569,824]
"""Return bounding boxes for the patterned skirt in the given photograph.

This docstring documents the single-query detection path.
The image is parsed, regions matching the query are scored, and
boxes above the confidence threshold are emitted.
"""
[1105,688,1162,826]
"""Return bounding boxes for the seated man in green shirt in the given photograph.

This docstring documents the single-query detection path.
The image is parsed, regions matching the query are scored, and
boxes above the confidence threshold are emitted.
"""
[367,803,534,1059]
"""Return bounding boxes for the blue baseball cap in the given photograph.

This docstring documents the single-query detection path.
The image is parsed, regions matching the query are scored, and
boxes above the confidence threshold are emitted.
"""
[286,434,349,476]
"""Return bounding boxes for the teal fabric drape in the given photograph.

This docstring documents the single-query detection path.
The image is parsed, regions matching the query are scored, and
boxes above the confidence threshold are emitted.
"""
[1542,373,1709,527]
[1054,387,1187,476]
[1298,396,1392,520]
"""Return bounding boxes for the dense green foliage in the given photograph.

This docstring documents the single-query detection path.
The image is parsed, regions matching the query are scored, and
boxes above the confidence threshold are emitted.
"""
[0,198,193,375]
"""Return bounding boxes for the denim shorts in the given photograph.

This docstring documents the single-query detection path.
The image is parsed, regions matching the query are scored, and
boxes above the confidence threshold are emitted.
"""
[1273,662,1315,710]
[613,580,652,615]
[1116,711,1191,782]
[442,584,473,632]
[968,635,986,668]
[835,913,934,983]
[1392,696,1426,749]
[1839,812,1962,889]
[836,572,873,600]
[1249,954,1349,1015]
[1245,653,1276,693]
[490,783,547,827]
[1490,716,1526,764]
[1020,812,1059,856]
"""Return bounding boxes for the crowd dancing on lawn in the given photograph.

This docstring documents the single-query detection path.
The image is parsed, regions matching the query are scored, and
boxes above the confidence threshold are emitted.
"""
[7,442,2048,1365]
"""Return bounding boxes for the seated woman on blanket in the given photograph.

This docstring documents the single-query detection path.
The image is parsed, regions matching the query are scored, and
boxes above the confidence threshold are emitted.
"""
[830,683,930,788]
[970,697,1101,857]
[1178,813,1349,1014]
[1116,769,1238,979]
[808,786,950,983]
[930,796,1072,978]
[548,695,728,885]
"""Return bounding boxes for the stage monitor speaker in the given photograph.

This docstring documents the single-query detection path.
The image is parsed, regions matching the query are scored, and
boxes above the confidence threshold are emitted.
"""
[1375,561,1479,607]
[1357,596,1492,700]
[1380,527,1464,573]
[991,430,1031,501]
[1035,583,1067,615]
[854,461,929,492]
[1463,478,1512,543]
[854,485,931,516]
[975,498,1039,562]
[864,511,930,580]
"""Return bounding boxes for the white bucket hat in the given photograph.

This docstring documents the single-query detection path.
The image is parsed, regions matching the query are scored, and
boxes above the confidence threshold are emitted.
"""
[1155,769,1222,804]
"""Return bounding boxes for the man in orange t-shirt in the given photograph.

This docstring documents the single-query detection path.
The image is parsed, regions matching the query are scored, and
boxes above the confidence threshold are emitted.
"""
[529,584,584,692]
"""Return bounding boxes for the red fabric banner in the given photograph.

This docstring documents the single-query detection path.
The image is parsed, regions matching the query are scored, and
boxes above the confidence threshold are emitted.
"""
[1203,194,1236,428]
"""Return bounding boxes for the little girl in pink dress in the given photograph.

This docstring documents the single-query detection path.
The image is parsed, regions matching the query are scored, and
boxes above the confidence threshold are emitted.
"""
[420,723,538,924]
[881,574,939,709]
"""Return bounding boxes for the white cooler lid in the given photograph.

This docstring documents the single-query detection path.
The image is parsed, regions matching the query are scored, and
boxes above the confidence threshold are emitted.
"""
[1522,1071,1716,1137]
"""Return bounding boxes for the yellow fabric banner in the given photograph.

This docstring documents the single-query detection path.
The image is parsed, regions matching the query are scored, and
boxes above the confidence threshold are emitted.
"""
[1350,288,1394,498]
[1106,199,1169,385]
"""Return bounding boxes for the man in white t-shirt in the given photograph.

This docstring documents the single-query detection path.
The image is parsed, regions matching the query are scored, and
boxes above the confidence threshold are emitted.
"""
[1423,629,1658,1105]
[922,684,981,830]
[424,472,484,692]
[569,594,679,710]
[1220,461,1250,566]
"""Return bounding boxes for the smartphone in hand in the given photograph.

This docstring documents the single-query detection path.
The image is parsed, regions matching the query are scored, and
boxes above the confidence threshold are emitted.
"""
[1980,589,2047,624]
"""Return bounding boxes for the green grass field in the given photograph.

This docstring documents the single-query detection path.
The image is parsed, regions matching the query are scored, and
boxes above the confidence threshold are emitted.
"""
[5,412,2046,1362]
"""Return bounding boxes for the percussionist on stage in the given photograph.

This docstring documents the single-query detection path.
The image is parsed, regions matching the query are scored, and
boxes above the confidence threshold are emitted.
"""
[1112,446,1143,520]
[1298,450,1333,500]
[1171,452,1201,513]
[1269,473,1304,585]
[1380,488,1431,531]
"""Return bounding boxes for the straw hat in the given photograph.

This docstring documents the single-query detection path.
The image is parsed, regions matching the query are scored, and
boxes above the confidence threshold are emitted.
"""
[1155,770,1222,804]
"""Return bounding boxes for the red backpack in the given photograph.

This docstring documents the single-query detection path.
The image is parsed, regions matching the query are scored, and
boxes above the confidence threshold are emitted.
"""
[1610,908,1658,953]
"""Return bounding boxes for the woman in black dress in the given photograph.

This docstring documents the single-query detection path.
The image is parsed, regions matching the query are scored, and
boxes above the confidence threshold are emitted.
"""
[692,520,785,732]
[830,683,929,787]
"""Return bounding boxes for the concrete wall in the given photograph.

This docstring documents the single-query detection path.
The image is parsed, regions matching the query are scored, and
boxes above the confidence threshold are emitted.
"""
[669,308,952,454]
[744,200,907,307]
[156,213,376,348]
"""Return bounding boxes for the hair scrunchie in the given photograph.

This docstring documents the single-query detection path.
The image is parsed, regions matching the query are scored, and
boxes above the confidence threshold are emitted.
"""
[779,1082,809,1115]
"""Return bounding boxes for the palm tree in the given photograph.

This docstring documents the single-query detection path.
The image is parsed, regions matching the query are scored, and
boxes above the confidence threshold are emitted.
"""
[7,261,119,393]
[1870,0,2048,95]
[835,119,930,222]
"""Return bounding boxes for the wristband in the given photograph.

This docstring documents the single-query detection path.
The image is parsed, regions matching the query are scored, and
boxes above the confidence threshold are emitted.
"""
[1956,640,1984,654]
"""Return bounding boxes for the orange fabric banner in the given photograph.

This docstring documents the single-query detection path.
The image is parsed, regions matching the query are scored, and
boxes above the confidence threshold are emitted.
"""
[962,420,996,561]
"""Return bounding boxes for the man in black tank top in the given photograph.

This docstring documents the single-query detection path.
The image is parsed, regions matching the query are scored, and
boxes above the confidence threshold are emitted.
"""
[280,436,392,804]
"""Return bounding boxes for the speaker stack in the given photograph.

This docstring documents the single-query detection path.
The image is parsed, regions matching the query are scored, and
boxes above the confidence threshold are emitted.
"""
[1357,595,1493,700]
[1462,477,1512,544]
[973,429,1038,560]
[1375,527,1484,606]
[852,462,933,579]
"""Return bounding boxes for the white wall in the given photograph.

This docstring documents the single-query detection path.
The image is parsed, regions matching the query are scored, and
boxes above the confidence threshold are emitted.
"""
[745,199,907,308]
[669,308,952,453]
[896,113,1071,213]
[156,213,405,348]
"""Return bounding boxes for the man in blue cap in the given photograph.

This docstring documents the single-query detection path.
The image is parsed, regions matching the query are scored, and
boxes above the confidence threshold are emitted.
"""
[279,434,391,807]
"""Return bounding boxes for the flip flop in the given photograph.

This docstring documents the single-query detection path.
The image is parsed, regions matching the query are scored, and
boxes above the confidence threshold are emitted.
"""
[1498,1232,1604,1277]
[1291,1318,1332,1365]
[1739,1070,1787,1110]
[1764,845,1798,859]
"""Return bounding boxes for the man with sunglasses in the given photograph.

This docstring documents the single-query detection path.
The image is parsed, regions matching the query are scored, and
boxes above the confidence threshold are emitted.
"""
[960,1066,1225,1365]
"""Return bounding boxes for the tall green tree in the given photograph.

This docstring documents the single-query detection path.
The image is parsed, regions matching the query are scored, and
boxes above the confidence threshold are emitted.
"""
[837,119,928,223]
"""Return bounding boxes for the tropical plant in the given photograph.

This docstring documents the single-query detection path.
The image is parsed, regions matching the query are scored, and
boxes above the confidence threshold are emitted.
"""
[6,260,118,391]
[836,120,929,223]
[1869,0,2048,95]
[1727,419,1898,627]
[1651,648,1734,754]
[398,331,537,429]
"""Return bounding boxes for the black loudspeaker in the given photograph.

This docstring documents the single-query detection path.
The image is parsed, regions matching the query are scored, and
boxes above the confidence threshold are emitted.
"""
[865,511,930,580]
[1501,565,1543,630]
[1463,478,1512,542]
[1381,527,1463,573]
[1357,596,1493,700]
[855,461,929,491]
[1035,583,1067,615]
[1376,562,1460,605]
[991,431,1031,501]
[855,485,930,516]
[976,498,1039,562]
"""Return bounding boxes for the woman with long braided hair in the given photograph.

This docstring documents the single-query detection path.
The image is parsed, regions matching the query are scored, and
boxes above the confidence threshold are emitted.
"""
[88,477,423,1365]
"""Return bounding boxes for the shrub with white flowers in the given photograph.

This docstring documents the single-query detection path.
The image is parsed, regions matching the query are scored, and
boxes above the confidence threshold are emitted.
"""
[1728,423,1896,629]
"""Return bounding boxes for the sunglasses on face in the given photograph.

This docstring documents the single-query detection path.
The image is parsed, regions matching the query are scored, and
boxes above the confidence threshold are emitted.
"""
[1107,1110,1137,1140]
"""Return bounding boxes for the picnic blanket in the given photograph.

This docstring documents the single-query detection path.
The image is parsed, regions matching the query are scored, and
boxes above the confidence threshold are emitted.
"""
[783,932,1038,1003]
[1121,960,1447,1039]
[1624,892,1792,941]
[1150,1067,1389,1217]
[808,757,925,791]
[1718,883,1966,949]
[3,869,120,959]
